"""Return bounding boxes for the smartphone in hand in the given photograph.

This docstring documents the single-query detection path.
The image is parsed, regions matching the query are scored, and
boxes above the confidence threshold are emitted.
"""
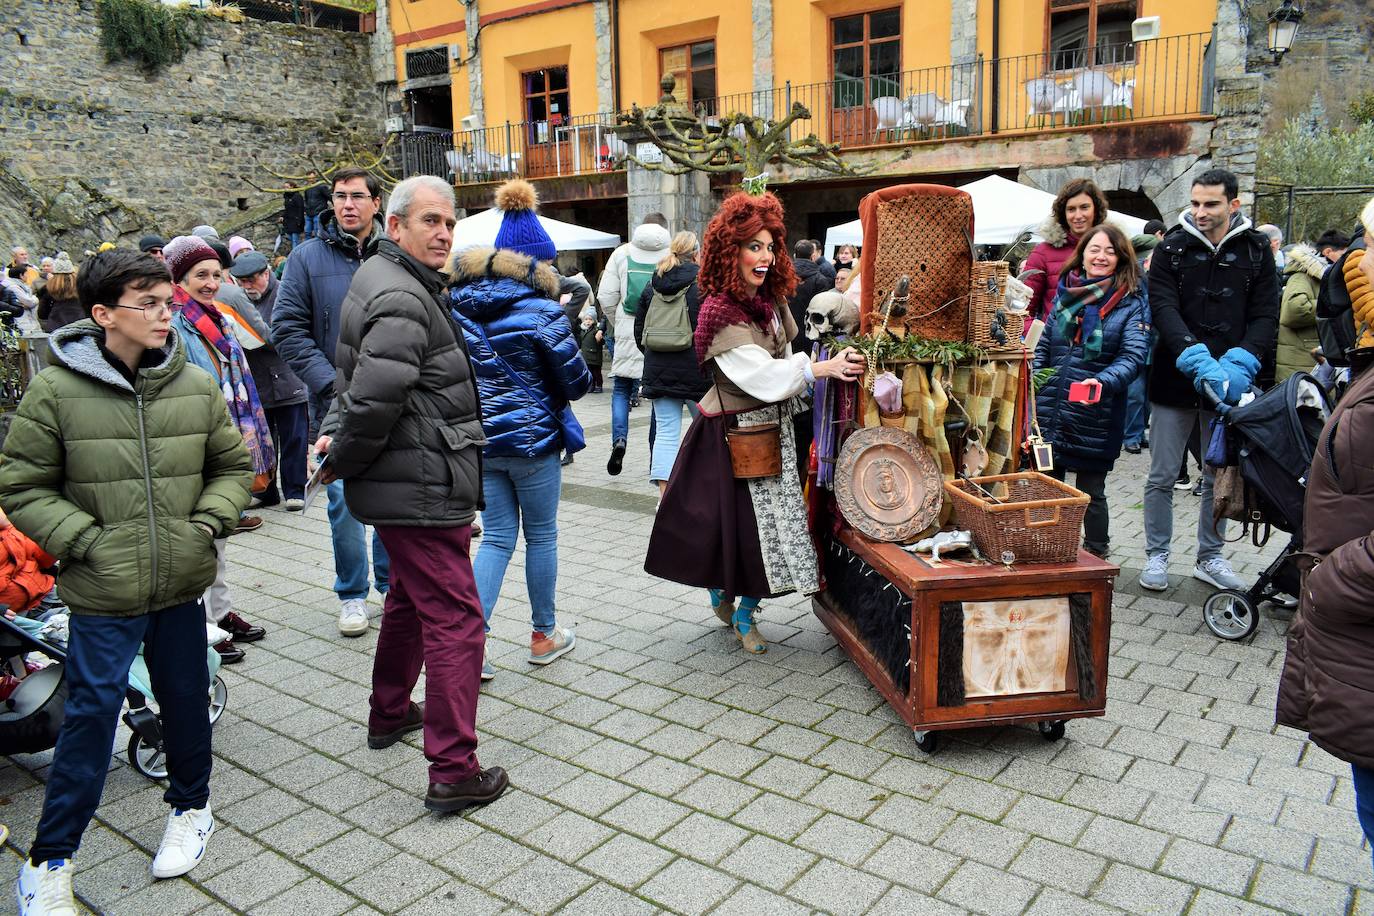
[1068,379,1102,404]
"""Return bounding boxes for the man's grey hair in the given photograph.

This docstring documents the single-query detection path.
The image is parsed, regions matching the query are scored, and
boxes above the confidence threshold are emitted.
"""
[386,176,456,221]
[1258,224,1283,245]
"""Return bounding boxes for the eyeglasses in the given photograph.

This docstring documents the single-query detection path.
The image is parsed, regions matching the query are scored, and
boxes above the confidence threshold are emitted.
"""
[111,303,174,320]
[332,192,373,204]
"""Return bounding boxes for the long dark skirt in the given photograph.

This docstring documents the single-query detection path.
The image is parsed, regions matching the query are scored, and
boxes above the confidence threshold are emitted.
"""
[644,412,775,598]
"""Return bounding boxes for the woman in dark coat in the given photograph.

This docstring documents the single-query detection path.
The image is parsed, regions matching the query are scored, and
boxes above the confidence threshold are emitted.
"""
[36,254,82,332]
[1033,223,1149,558]
[1277,214,1374,863]
[634,230,709,496]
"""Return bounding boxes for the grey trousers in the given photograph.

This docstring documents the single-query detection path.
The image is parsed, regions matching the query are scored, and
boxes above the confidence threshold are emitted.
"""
[205,537,232,624]
[1143,402,1225,561]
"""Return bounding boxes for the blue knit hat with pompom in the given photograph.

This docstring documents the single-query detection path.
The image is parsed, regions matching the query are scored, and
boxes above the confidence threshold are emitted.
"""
[492,180,556,262]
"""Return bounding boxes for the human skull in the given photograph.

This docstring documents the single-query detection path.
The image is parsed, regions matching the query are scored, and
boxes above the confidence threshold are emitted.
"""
[805,290,860,341]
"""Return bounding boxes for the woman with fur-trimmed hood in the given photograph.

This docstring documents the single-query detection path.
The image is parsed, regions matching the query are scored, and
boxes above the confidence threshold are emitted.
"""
[1276,241,1340,382]
[447,180,592,673]
[1022,178,1111,323]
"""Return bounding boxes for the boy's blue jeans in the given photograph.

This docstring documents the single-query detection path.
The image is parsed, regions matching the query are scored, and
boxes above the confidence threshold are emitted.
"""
[473,452,562,634]
[30,599,212,863]
[1123,371,1149,447]
[1353,763,1374,872]
[326,480,390,601]
[611,375,636,444]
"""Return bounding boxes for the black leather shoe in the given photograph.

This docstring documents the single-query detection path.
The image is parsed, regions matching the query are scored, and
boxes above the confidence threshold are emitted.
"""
[222,612,266,643]
[607,439,626,476]
[213,639,245,664]
[368,701,424,749]
[425,766,509,813]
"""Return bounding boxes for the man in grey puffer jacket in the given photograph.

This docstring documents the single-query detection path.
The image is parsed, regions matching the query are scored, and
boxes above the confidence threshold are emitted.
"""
[317,176,508,813]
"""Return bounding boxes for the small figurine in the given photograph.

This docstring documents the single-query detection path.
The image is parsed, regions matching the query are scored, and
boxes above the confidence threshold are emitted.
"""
[904,529,979,563]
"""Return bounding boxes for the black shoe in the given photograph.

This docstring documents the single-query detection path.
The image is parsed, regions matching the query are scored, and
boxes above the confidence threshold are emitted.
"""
[222,612,266,642]
[425,766,509,813]
[607,439,626,476]
[1123,443,1141,455]
[561,453,574,467]
[213,639,245,664]
[368,701,424,749]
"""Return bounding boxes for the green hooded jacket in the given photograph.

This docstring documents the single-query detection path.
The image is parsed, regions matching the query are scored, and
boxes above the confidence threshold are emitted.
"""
[0,321,253,617]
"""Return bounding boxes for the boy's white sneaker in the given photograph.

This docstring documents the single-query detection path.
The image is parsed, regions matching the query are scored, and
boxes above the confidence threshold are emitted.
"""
[16,858,76,916]
[150,805,214,879]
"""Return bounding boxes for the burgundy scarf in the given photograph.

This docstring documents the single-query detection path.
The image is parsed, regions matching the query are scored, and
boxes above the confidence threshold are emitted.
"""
[694,292,777,365]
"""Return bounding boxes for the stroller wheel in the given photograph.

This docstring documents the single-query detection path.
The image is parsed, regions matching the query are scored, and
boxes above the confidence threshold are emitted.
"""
[209,675,228,725]
[1203,589,1259,641]
[129,733,169,781]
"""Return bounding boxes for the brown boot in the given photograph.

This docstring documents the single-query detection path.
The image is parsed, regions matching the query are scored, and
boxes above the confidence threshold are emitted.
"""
[368,701,424,749]
[425,766,509,813]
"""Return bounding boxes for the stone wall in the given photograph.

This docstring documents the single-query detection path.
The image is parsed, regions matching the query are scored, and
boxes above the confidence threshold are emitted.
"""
[0,0,384,255]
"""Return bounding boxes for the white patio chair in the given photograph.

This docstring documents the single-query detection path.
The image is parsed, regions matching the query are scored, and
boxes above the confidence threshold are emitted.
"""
[871,96,906,141]
[933,99,972,135]
[905,92,942,128]
[1071,69,1118,124]
[1026,77,1065,127]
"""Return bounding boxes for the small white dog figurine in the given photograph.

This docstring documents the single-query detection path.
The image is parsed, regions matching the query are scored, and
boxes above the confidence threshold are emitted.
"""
[804,290,860,341]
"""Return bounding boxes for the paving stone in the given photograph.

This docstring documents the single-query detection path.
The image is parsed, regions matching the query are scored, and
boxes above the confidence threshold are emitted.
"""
[861,834,960,894]
[1249,861,1354,915]
[548,770,636,817]
[795,812,887,866]
[1136,796,1230,846]
[523,809,615,864]
[1002,795,1095,845]
[1157,837,1256,896]
[601,791,692,840]
[343,852,449,911]
[620,756,704,796]
[786,857,890,916]
[719,832,817,891]
[1185,889,1286,916]
[557,882,660,916]
[937,859,1039,916]
[203,849,309,910]
[864,792,957,844]
[396,881,509,916]
[257,807,354,858]
[1090,863,1195,915]
[1009,837,1109,895]
[1310,836,1374,890]
[639,857,737,916]
[711,882,812,916]
[299,829,402,885]
[867,756,952,800]
[743,755,828,799]
[808,737,891,779]
[866,885,967,916]
[658,811,750,865]
[730,791,823,841]
[673,772,760,817]
[435,831,536,888]
[577,832,676,889]
[1063,774,1151,820]
[932,774,1021,820]
[490,855,596,913]
[934,813,1031,869]
[1076,816,1169,870]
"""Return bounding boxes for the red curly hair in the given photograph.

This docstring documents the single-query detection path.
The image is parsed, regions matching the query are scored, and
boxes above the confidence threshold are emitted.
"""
[697,192,797,306]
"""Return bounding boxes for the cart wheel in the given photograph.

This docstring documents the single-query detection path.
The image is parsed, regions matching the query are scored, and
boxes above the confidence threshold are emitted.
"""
[913,729,939,754]
[128,732,168,780]
[208,675,228,725]
[1038,720,1066,742]
[1202,589,1259,641]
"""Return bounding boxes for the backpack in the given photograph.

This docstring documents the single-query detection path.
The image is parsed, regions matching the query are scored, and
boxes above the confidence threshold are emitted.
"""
[642,286,692,352]
[1316,238,1364,367]
[621,256,656,316]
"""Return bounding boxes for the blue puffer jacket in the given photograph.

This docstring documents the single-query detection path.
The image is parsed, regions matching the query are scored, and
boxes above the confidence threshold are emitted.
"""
[1034,283,1150,472]
[270,213,382,397]
[448,246,592,459]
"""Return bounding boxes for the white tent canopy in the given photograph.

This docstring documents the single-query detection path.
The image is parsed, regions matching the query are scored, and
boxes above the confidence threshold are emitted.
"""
[452,207,622,252]
[823,175,1149,254]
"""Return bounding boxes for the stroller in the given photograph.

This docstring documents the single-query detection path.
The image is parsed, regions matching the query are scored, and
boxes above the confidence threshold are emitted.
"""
[1199,372,1332,640]
[0,611,228,779]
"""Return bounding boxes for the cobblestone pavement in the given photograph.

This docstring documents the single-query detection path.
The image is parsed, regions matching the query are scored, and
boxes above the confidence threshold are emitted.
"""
[2,390,1368,915]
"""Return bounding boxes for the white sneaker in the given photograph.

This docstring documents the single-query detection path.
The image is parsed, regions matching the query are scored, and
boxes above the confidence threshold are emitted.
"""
[283,498,304,512]
[16,858,76,916]
[150,805,214,879]
[1194,557,1244,591]
[1139,553,1170,591]
[338,598,369,637]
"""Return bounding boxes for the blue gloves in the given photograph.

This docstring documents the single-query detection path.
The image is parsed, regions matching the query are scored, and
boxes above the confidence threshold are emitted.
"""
[1176,343,1229,404]
[1218,348,1260,404]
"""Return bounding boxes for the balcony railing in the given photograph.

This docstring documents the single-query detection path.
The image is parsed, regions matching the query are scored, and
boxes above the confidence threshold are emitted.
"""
[399,32,1213,185]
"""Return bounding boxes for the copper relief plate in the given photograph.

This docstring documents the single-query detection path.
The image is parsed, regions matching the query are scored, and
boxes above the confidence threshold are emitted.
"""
[836,426,942,542]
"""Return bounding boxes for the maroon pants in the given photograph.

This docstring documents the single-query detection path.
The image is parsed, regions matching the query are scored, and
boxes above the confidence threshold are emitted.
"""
[371,524,484,784]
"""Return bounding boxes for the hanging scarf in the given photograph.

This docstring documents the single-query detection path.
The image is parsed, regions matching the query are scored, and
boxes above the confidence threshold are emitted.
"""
[1052,271,1127,361]
[693,292,777,365]
[174,286,276,475]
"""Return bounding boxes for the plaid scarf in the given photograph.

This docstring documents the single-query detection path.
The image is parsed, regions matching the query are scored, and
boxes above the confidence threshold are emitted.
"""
[1052,271,1127,361]
[175,287,276,475]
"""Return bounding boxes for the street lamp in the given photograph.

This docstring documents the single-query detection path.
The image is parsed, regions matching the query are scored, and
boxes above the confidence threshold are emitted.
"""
[1266,0,1304,65]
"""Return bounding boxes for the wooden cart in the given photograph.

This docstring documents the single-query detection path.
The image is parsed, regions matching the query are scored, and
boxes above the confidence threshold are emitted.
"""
[814,526,1116,753]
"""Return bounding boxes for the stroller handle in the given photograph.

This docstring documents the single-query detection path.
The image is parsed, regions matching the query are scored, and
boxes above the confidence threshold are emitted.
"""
[1200,380,1231,416]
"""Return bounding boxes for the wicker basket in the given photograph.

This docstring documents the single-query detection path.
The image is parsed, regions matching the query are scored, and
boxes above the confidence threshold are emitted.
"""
[967,261,1017,351]
[943,472,1090,564]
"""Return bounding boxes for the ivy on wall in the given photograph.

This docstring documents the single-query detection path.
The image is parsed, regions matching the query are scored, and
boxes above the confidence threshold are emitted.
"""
[96,0,205,74]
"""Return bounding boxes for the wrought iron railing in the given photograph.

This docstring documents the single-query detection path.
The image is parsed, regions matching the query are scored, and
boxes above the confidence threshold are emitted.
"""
[400,32,1214,185]
[233,0,369,31]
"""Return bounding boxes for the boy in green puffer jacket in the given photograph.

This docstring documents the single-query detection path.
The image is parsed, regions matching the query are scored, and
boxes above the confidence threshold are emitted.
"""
[0,250,252,916]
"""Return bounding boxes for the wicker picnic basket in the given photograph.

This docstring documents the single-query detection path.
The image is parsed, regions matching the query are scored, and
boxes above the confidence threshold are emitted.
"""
[857,184,973,342]
[967,260,1016,351]
[943,472,1089,564]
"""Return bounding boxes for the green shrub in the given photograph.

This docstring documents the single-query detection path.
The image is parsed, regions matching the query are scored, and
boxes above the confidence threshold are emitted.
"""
[97,0,205,74]
[1256,119,1374,241]
[1351,92,1374,127]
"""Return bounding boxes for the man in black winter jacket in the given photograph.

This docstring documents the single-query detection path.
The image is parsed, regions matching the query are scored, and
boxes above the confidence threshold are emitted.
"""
[787,240,834,353]
[1139,168,1279,595]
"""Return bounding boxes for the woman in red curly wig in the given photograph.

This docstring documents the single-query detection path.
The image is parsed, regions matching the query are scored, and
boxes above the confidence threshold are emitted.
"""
[644,192,863,654]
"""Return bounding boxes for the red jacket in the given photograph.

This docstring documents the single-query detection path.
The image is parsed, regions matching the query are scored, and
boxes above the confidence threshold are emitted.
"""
[0,525,55,614]
[1021,216,1081,323]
